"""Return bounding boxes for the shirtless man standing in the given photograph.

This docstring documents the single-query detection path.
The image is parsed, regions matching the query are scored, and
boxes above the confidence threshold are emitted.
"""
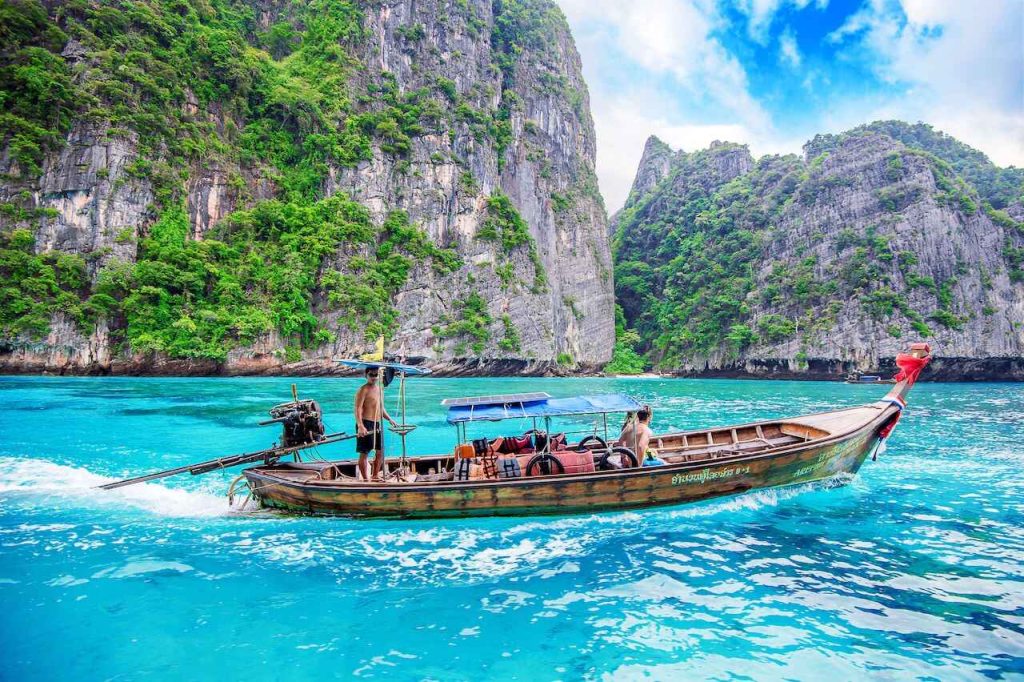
[354,367,397,481]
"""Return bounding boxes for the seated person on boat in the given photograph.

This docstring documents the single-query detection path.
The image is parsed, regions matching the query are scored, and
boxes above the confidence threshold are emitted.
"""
[617,404,654,463]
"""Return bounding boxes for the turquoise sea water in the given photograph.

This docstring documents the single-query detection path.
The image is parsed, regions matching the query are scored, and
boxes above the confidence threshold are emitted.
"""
[1,375,1022,680]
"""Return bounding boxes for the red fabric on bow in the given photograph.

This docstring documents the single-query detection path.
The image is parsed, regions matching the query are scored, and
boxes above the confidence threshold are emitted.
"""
[878,348,932,445]
[893,353,931,388]
[878,412,901,440]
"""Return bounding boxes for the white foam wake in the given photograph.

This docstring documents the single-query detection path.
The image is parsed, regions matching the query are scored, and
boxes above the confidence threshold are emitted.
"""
[0,456,234,518]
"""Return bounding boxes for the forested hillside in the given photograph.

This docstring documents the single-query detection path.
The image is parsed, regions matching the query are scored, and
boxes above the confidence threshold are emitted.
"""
[0,0,613,374]
[611,123,1024,379]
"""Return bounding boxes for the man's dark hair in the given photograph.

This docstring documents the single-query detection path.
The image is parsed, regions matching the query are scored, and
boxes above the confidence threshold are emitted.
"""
[365,367,378,377]
[637,405,652,422]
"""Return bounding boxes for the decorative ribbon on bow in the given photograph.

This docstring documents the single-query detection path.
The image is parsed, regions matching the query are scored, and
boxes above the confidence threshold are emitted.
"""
[892,351,931,388]
[872,349,932,460]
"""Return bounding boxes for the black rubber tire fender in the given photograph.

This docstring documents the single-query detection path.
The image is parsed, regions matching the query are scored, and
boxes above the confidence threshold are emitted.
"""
[525,453,565,477]
[576,435,608,453]
[599,446,638,470]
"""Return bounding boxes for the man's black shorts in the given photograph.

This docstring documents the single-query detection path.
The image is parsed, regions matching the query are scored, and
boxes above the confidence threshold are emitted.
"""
[356,419,382,454]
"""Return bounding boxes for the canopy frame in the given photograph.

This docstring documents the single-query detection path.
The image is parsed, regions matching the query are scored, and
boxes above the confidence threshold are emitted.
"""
[445,393,642,425]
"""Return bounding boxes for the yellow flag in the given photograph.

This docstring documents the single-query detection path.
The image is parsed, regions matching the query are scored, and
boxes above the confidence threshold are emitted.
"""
[360,335,385,362]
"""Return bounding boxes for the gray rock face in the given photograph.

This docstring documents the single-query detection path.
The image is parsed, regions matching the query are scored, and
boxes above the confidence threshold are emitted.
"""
[317,0,613,372]
[624,136,676,209]
[5,122,147,265]
[616,129,1024,380]
[0,0,614,375]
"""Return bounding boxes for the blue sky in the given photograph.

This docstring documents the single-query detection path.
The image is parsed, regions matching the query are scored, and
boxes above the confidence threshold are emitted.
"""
[559,0,1024,210]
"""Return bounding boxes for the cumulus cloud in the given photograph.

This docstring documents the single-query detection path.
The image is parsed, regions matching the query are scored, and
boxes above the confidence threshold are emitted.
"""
[560,0,777,208]
[590,91,805,210]
[560,0,771,133]
[736,0,823,42]
[560,0,1023,211]
[779,29,801,67]
[826,0,1024,167]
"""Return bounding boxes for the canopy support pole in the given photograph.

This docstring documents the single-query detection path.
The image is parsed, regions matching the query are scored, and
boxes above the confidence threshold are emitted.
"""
[398,372,409,470]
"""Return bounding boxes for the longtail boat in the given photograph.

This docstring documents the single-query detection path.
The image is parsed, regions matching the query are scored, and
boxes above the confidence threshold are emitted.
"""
[234,344,933,518]
[99,344,932,518]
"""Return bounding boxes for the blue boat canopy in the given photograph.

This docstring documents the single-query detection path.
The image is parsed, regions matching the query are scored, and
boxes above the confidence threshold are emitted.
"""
[335,359,432,375]
[445,393,642,424]
[441,392,550,407]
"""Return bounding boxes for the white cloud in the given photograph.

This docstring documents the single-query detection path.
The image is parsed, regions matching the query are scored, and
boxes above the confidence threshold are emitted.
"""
[561,0,778,208]
[779,29,801,67]
[591,91,805,210]
[736,0,820,42]
[827,0,1024,167]
[826,0,883,44]
[562,0,1024,212]
[560,0,771,132]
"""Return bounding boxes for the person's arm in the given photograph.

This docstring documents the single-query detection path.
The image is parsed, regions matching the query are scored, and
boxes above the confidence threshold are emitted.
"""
[355,388,368,436]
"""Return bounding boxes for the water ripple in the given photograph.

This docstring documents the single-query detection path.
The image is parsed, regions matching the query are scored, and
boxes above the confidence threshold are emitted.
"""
[1,376,1022,679]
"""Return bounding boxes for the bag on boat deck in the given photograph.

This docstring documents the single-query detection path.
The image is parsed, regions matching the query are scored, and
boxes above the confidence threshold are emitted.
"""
[456,458,490,481]
[415,470,454,482]
[496,457,522,479]
[470,462,491,480]
[642,448,666,467]
[554,450,596,475]
[498,435,532,454]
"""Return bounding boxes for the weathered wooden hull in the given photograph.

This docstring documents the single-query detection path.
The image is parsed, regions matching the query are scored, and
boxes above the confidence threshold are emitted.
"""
[243,402,895,519]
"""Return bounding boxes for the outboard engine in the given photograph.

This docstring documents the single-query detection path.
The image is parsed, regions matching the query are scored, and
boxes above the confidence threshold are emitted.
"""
[268,399,325,447]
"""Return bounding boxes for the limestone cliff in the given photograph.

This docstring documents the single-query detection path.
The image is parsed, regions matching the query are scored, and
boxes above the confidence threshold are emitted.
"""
[0,0,614,375]
[623,136,675,211]
[614,122,1024,380]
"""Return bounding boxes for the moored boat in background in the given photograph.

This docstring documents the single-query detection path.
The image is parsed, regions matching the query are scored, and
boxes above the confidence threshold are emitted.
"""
[845,373,897,384]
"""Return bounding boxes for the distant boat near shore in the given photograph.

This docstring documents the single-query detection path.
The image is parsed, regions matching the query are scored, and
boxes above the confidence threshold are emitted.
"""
[844,373,897,384]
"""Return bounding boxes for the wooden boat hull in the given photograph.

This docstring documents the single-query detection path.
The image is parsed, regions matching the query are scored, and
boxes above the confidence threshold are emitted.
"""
[243,402,896,519]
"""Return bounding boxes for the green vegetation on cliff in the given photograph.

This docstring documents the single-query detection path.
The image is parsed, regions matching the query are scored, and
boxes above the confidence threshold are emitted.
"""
[806,121,1024,209]
[4,0,596,361]
[1,195,458,360]
[615,150,798,365]
[614,126,1023,368]
[602,304,645,374]
[0,0,593,364]
[478,191,547,293]
[0,228,95,338]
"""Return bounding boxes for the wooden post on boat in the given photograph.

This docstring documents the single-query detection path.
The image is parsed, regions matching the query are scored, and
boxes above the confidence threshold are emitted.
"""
[290,383,301,462]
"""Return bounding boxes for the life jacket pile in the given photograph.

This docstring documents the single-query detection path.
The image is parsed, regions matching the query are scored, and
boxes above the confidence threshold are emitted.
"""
[496,456,522,479]
[454,458,491,481]
[454,431,596,480]
[551,450,595,475]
